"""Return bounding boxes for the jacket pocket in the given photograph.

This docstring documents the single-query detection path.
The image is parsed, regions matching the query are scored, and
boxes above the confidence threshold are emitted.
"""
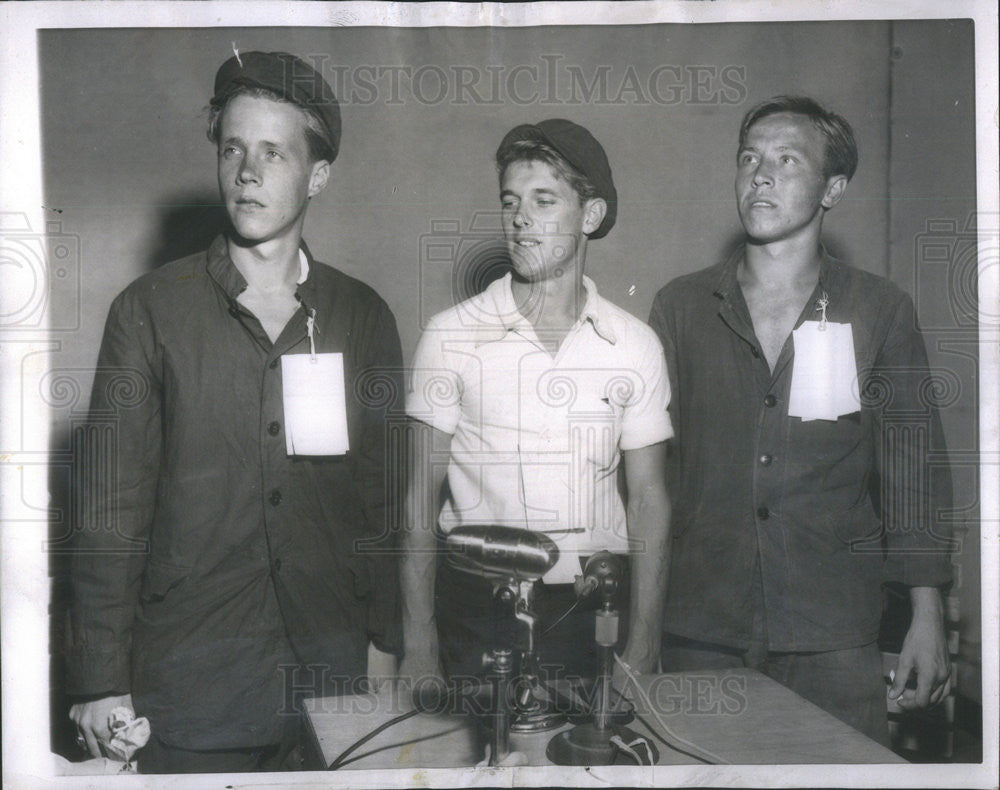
[348,555,371,599]
[139,559,190,603]
[827,502,882,548]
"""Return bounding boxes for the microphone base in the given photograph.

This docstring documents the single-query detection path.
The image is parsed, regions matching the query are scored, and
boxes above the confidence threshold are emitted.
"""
[546,723,659,766]
[509,708,566,733]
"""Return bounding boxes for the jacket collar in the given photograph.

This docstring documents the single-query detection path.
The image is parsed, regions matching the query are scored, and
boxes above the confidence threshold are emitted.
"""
[206,234,316,304]
[712,244,845,304]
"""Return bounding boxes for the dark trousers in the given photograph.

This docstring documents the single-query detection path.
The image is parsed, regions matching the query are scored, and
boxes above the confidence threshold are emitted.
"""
[436,558,631,682]
[138,713,302,774]
[661,567,890,747]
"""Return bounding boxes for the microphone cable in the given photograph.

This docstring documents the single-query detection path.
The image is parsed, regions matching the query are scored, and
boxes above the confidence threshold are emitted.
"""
[612,653,726,765]
[327,705,422,770]
[327,680,484,771]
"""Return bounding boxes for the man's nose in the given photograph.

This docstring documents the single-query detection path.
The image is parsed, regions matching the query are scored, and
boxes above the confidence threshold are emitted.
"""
[237,155,261,185]
[751,160,773,187]
[513,209,531,228]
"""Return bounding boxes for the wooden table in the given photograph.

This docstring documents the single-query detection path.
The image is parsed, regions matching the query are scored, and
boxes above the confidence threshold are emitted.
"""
[302,668,904,770]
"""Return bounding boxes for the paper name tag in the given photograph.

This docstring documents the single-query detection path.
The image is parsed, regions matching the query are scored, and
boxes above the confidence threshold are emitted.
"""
[788,321,860,422]
[281,353,350,455]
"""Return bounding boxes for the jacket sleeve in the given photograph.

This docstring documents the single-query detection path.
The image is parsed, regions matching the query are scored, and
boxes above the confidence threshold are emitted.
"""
[352,298,405,655]
[870,291,954,589]
[66,288,162,695]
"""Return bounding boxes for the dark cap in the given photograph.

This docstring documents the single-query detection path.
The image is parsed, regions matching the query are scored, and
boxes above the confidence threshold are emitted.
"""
[212,51,341,161]
[497,119,617,239]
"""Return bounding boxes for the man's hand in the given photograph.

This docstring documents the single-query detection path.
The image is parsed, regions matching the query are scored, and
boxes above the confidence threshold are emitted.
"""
[888,586,951,710]
[367,643,398,693]
[397,652,448,712]
[69,693,133,758]
[618,642,658,677]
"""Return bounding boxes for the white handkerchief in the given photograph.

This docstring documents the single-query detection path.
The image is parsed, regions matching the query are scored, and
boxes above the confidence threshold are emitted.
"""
[281,353,350,455]
[105,706,150,766]
[788,321,860,422]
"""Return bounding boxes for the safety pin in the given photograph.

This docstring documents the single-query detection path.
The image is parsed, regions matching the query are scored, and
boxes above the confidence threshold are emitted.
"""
[815,291,829,331]
[306,308,318,361]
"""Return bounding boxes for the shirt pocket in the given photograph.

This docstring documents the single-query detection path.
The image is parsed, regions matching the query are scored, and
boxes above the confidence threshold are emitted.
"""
[568,392,622,471]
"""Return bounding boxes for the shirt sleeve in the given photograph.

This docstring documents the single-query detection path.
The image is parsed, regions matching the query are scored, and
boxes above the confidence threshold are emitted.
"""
[405,314,462,435]
[872,291,954,589]
[619,322,674,451]
[66,288,161,696]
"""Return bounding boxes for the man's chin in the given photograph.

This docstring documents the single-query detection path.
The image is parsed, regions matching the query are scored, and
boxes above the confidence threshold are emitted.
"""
[226,220,272,247]
[742,224,785,246]
[509,252,543,280]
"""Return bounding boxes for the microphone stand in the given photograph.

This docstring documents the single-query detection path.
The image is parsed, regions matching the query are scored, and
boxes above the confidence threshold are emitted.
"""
[509,581,566,733]
[546,552,656,766]
[482,645,513,765]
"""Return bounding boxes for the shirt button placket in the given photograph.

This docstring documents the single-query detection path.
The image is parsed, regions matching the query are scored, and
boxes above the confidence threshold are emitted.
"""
[757,392,778,526]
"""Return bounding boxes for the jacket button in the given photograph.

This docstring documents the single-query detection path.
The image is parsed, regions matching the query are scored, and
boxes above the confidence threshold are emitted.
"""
[759,454,772,466]
[269,359,279,370]
[273,558,282,573]
[750,346,760,358]
[757,506,770,520]
[763,394,777,408]
[269,489,282,506]
[268,421,281,436]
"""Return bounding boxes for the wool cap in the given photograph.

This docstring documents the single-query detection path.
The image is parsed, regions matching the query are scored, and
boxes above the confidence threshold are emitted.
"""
[497,119,617,239]
[212,51,341,161]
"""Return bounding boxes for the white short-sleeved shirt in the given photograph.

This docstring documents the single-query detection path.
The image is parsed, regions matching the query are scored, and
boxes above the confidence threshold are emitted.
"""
[407,273,673,583]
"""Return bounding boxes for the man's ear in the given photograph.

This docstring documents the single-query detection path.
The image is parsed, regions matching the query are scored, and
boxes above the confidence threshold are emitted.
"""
[308,160,331,198]
[821,174,848,209]
[582,197,607,235]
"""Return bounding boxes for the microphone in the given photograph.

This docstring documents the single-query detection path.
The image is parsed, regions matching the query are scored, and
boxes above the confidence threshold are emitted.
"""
[445,525,559,583]
[581,551,625,605]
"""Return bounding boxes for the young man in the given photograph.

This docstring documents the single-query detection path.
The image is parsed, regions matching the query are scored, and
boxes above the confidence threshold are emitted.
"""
[67,51,402,773]
[649,96,953,745]
[401,119,672,685]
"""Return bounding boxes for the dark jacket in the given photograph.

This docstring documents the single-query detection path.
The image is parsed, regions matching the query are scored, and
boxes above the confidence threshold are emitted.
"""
[649,249,953,652]
[67,236,403,749]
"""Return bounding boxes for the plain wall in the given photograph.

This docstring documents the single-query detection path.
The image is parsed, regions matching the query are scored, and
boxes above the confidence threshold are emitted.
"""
[40,21,979,700]
[888,19,980,701]
[41,23,893,369]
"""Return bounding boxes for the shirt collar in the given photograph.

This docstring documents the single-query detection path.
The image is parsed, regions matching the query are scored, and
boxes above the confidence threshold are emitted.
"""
[206,234,314,299]
[489,272,617,344]
[296,248,310,284]
[712,243,842,303]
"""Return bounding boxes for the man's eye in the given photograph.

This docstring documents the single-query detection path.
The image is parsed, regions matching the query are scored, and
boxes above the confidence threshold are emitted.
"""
[221,146,240,158]
[536,199,555,207]
[266,150,282,160]
[781,155,795,164]
[501,200,517,210]
[740,154,756,165]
